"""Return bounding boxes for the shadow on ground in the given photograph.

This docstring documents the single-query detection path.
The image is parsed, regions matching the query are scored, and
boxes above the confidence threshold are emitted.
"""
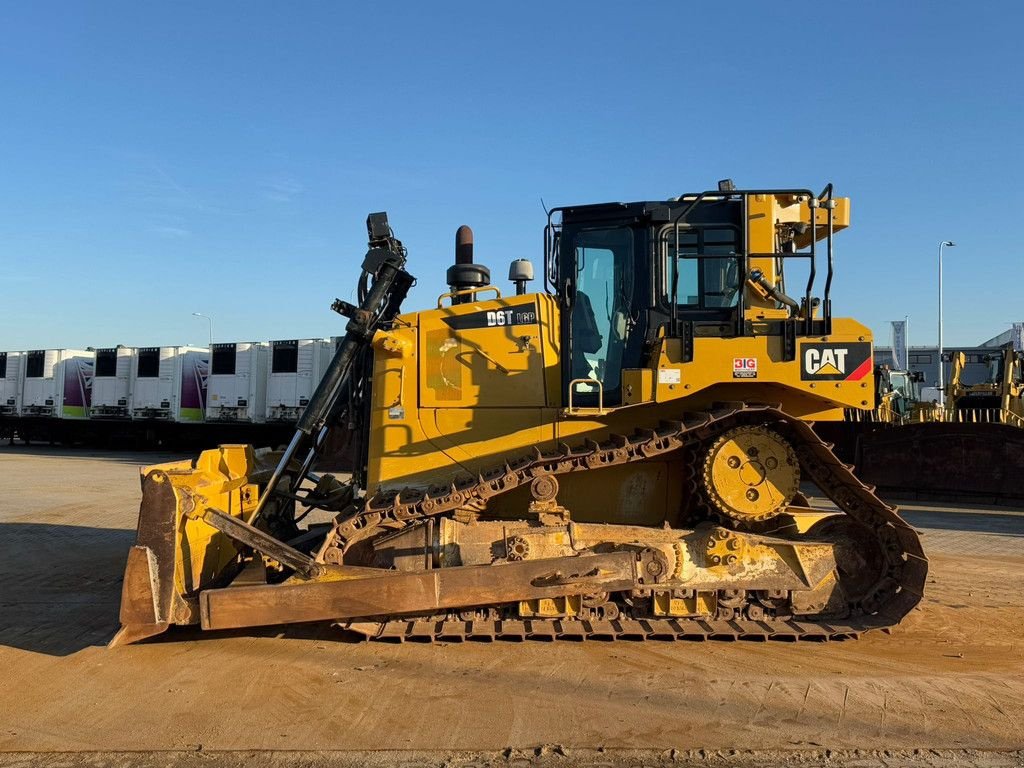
[900,508,1024,537]
[0,523,134,655]
[0,521,358,656]
[0,445,191,464]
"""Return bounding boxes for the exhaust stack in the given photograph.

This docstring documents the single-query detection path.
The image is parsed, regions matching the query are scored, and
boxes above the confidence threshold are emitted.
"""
[446,225,489,304]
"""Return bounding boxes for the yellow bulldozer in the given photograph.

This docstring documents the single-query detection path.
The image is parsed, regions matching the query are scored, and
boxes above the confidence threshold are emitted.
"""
[112,183,926,646]
[946,343,1024,426]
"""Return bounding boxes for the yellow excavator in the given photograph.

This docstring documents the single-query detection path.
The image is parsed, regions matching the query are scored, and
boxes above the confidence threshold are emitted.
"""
[112,183,926,646]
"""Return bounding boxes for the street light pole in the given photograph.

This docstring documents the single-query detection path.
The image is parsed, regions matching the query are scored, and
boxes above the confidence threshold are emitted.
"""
[192,312,214,347]
[937,241,955,395]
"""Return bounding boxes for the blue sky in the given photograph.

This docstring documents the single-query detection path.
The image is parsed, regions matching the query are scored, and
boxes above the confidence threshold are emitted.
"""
[1,1,1021,350]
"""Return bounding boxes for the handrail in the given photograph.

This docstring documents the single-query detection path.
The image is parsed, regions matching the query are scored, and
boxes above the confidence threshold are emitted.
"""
[566,378,604,415]
[437,285,502,308]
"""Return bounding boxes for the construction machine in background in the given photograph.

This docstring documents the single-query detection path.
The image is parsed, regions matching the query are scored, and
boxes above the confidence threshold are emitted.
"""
[814,365,937,465]
[854,343,1024,502]
[112,183,926,647]
[946,343,1024,425]
[853,365,933,425]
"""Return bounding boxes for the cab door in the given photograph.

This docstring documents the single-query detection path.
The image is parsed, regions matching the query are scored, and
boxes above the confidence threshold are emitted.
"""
[562,225,638,408]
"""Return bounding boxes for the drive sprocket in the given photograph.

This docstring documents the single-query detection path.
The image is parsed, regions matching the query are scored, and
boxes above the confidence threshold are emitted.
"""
[701,425,800,523]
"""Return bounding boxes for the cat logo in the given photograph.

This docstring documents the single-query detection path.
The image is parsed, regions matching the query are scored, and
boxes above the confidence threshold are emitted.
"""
[806,348,847,376]
[800,342,872,381]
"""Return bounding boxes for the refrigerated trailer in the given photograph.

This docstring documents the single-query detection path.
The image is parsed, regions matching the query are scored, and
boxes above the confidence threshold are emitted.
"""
[20,349,94,418]
[89,346,132,418]
[265,338,334,422]
[129,346,208,422]
[206,342,269,423]
[0,351,24,416]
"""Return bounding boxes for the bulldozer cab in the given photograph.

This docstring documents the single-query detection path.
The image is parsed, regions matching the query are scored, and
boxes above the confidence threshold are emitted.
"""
[547,185,847,408]
[986,347,1023,389]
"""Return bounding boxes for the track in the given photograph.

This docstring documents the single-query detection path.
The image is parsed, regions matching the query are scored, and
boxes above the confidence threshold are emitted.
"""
[318,404,927,641]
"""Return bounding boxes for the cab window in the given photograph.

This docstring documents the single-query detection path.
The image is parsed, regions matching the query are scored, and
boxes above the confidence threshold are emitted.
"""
[570,227,634,401]
[663,227,740,312]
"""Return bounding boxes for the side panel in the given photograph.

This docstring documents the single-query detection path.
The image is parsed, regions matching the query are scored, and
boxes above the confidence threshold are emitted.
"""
[21,350,91,417]
[0,352,24,415]
[206,348,239,420]
[176,349,209,423]
[366,295,563,491]
[253,343,269,422]
[296,340,315,403]
[131,347,206,421]
[650,318,875,421]
[89,349,131,416]
[365,323,444,488]
[207,343,261,422]
[419,294,557,479]
[131,348,175,419]
[422,407,551,474]
[419,295,551,409]
[316,339,335,386]
[56,353,93,419]
[266,339,323,421]
[21,350,59,414]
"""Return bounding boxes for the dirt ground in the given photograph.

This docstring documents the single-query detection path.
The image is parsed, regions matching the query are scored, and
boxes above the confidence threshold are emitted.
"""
[0,446,1022,767]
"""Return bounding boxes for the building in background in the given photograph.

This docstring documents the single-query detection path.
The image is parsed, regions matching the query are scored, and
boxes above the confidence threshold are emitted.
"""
[875,324,1023,399]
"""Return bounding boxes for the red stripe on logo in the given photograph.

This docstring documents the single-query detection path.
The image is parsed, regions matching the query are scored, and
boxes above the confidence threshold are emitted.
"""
[845,357,872,381]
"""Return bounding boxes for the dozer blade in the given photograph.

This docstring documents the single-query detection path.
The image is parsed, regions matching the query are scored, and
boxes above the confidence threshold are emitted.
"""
[110,476,177,646]
[111,445,276,647]
[856,421,1024,503]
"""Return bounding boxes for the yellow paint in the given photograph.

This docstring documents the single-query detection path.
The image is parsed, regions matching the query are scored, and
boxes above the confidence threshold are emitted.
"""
[132,189,872,611]
[139,445,265,602]
[364,191,871,515]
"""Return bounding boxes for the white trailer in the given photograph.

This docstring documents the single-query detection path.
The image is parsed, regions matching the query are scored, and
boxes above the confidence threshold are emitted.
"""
[20,349,94,419]
[265,338,335,422]
[0,351,24,416]
[206,341,269,423]
[129,346,209,422]
[89,346,133,418]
